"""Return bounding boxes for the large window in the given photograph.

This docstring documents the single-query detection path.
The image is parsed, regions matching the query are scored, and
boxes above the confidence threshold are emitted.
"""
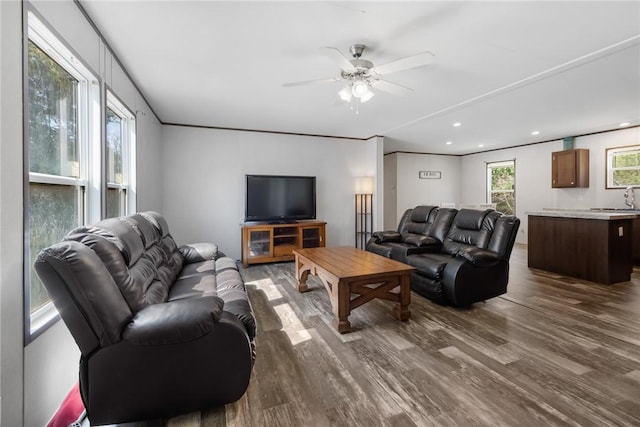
[26,13,101,338]
[487,160,515,215]
[106,93,136,218]
[606,145,640,189]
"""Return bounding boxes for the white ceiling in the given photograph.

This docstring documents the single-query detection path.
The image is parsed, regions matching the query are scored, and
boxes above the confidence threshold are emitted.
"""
[79,1,640,155]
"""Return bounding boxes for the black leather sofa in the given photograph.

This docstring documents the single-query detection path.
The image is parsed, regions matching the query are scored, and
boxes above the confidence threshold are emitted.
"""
[367,206,520,307]
[35,211,256,425]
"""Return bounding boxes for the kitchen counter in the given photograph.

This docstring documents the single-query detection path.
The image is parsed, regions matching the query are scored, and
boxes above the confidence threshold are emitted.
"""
[527,210,633,284]
[526,209,639,220]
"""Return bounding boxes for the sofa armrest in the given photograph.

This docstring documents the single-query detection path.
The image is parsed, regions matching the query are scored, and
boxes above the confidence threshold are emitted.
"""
[179,243,222,263]
[372,231,402,243]
[456,247,501,267]
[123,296,225,345]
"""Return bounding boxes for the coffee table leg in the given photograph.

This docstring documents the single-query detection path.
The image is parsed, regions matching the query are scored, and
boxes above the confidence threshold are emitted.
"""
[298,270,310,293]
[331,279,351,333]
[393,273,411,321]
[295,255,310,292]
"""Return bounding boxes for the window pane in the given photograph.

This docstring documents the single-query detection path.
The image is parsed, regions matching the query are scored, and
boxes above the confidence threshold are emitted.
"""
[28,41,79,177]
[106,108,123,184]
[491,166,515,190]
[612,151,640,168]
[613,169,640,186]
[106,188,126,218]
[29,183,81,313]
[491,192,515,216]
[488,161,515,215]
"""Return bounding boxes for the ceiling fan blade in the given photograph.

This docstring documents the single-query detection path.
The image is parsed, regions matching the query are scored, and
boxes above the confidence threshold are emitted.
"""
[283,77,341,88]
[324,47,356,72]
[371,79,414,95]
[371,51,434,76]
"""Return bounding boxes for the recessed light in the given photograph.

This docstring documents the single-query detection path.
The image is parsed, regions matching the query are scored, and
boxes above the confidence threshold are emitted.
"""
[478,144,484,148]
[446,141,452,145]
[453,122,461,127]
[531,130,540,135]
[620,122,630,127]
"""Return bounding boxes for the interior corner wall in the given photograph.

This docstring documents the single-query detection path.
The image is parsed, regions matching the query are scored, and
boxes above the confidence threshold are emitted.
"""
[161,126,378,260]
[460,126,640,244]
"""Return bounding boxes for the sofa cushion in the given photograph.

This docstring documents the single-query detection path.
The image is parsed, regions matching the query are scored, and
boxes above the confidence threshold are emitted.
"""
[121,214,161,250]
[168,257,256,341]
[410,205,437,222]
[404,205,438,235]
[67,218,144,267]
[65,230,164,311]
[169,260,218,300]
[140,211,171,238]
[442,209,494,255]
[429,208,458,242]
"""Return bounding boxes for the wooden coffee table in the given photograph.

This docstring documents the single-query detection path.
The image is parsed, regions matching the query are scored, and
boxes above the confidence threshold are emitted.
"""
[293,246,415,333]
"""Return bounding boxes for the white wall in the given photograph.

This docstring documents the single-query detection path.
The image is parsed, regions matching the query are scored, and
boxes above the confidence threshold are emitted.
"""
[0,1,164,425]
[136,111,164,211]
[383,153,398,230]
[388,152,462,225]
[161,126,379,261]
[461,126,640,244]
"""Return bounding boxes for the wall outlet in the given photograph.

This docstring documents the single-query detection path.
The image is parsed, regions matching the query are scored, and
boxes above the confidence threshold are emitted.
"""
[619,226,624,237]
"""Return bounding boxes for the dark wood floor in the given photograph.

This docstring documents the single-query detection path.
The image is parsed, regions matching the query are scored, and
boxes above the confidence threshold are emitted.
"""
[112,244,640,427]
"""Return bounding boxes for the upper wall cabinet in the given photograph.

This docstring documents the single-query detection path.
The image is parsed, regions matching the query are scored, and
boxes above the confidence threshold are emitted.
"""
[552,149,589,188]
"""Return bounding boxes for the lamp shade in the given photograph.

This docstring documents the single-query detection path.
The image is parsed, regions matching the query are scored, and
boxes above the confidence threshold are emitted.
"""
[360,90,374,103]
[338,85,352,102]
[355,176,374,194]
[351,80,370,98]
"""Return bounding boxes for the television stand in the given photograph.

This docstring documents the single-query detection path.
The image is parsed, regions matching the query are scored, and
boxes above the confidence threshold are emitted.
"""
[241,221,326,267]
[267,220,298,225]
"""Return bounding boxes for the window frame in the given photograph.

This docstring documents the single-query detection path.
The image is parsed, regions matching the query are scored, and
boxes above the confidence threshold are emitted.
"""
[605,144,640,189]
[24,10,102,342]
[105,89,136,217]
[486,159,516,215]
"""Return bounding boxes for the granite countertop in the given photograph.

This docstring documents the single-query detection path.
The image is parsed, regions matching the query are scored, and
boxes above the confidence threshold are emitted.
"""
[526,208,640,220]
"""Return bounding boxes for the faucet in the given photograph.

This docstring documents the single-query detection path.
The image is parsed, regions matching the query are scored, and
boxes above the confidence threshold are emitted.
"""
[624,186,635,209]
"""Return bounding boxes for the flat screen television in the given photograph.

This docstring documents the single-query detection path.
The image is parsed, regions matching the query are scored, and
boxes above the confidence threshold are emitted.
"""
[245,175,316,223]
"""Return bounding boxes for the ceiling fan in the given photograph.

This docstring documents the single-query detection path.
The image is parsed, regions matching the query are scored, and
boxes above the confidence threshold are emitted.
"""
[283,44,435,109]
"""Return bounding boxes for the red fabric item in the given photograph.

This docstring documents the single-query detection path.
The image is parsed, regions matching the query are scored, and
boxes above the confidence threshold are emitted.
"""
[47,382,85,427]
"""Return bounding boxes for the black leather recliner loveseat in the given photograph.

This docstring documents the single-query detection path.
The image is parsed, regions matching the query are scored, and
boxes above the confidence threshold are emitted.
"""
[366,206,520,307]
[34,211,256,425]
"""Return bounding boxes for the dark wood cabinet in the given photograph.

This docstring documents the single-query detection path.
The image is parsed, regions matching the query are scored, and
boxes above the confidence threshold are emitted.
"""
[241,221,326,267]
[551,149,589,188]
[528,215,632,284]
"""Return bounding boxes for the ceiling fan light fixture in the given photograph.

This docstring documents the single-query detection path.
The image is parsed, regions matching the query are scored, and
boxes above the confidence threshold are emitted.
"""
[360,89,374,103]
[351,80,370,98]
[338,85,352,102]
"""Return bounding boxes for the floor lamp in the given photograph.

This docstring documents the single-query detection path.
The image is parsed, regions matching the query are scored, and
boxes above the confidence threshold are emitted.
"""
[355,176,374,249]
